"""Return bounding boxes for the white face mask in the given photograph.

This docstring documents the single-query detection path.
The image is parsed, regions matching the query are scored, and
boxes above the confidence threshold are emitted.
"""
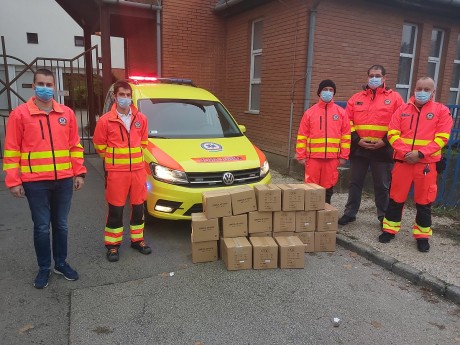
[414,91,432,105]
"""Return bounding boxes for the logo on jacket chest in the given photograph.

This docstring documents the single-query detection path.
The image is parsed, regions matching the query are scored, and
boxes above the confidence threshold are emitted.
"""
[58,117,67,126]
[332,114,339,121]
[426,113,434,120]
[384,99,391,105]
[134,121,141,128]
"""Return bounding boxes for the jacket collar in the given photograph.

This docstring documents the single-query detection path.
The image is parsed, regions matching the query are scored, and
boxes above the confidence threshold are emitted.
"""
[362,83,390,96]
[108,103,138,121]
[27,97,64,115]
[317,98,334,109]
[408,96,434,111]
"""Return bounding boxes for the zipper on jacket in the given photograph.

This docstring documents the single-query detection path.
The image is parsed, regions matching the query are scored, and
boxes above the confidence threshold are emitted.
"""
[112,147,115,166]
[45,115,58,180]
[39,120,45,140]
[319,116,322,130]
[411,107,422,151]
[128,115,136,172]
[28,152,32,173]
[119,126,125,142]
[324,104,328,158]
[409,112,415,130]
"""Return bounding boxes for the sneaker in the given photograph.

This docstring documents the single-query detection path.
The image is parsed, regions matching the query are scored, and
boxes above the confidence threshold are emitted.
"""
[338,215,356,225]
[417,239,430,253]
[378,232,395,243]
[131,241,152,255]
[34,269,51,289]
[54,263,79,281]
[106,248,119,262]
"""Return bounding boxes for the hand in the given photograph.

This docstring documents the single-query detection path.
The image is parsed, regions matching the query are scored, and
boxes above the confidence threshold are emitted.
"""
[370,139,385,150]
[339,158,347,167]
[10,185,25,198]
[74,176,85,190]
[358,139,375,150]
[297,159,306,165]
[403,151,420,164]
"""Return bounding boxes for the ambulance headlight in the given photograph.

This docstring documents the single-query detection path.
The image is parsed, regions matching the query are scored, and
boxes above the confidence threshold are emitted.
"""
[260,160,269,178]
[150,163,188,184]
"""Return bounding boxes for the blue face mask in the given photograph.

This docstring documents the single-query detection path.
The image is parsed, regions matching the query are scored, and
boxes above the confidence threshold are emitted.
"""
[414,91,432,105]
[368,77,382,89]
[35,86,54,102]
[320,90,334,103]
[117,97,132,109]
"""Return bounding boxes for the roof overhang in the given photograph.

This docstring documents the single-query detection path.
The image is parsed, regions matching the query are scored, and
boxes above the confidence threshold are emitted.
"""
[214,0,274,16]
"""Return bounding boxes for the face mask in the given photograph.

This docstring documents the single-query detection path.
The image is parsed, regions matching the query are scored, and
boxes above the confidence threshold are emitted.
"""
[414,91,432,105]
[368,77,382,89]
[117,97,132,109]
[320,90,334,103]
[35,86,54,102]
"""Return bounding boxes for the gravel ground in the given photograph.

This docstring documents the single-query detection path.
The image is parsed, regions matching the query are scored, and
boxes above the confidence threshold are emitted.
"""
[270,169,460,287]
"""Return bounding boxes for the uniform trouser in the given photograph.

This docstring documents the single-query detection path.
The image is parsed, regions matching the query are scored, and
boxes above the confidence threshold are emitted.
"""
[343,157,392,219]
[305,158,340,203]
[382,162,437,239]
[104,169,147,248]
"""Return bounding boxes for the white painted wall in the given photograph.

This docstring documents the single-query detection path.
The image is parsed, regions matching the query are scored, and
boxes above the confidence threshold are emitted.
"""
[0,0,125,68]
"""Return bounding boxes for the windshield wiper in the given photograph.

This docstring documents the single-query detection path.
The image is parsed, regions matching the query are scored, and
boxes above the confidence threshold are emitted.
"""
[148,135,170,139]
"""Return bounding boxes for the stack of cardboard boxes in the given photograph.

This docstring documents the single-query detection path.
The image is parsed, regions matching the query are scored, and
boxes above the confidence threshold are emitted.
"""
[190,183,338,270]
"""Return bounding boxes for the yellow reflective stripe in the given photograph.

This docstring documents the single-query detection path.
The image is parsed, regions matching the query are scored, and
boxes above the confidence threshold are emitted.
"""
[105,236,123,243]
[382,218,401,232]
[21,150,70,159]
[94,144,107,151]
[355,125,388,131]
[20,163,71,173]
[296,143,306,148]
[105,156,144,165]
[413,224,432,236]
[389,136,399,145]
[309,138,340,144]
[434,137,445,148]
[76,143,83,149]
[107,147,142,154]
[436,132,450,139]
[341,143,351,148]
[141,141,148,145]
[4,150,21,157]
[362,137,381,142]
[70,151,84,158]
[104,226,124,234]
[384,219,400,227]
[130,233,143,239]
[3,163,20,169]
[130,223,144,231]
[432,150,441,156]
[388,129,400,136]
[297,135,307,140]
[400,138,430,145]
[308,147,340,153]
[341,135,351,140]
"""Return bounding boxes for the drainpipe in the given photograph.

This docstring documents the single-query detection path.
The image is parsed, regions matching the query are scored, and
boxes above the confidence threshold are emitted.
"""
[156,6,162,77]
[304,0,321,111]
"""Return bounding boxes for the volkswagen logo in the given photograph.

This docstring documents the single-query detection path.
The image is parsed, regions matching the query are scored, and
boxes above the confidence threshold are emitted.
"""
[222,172,235,185]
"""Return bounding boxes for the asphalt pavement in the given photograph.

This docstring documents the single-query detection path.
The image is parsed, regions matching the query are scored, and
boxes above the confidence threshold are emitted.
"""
[0,157,459,345]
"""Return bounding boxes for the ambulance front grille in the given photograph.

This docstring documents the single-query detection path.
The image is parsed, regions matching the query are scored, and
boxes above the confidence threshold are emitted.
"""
[186,168,261,187]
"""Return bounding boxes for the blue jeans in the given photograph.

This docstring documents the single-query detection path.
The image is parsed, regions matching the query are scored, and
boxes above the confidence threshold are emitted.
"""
[23,178,73,270]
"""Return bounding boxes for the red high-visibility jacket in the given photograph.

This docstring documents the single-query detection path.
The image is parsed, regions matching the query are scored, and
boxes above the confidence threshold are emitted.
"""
[93,104,148,172]
[296,99,351,160]
[3,97,86,188]
[388,97,453,163]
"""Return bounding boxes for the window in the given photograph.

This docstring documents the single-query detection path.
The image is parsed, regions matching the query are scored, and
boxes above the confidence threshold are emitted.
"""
[249,19,263,113]
[27,32,38,44]
[74,36,84,47]
[427,28,445,95]
[449,34,460,105]
[396,24,418,101]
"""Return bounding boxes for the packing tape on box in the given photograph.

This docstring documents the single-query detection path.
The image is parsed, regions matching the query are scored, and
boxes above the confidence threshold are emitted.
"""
[287,236,296,247]
[233,238,246,263]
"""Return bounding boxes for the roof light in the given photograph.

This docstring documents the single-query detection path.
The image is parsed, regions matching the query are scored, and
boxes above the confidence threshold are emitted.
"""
[128,76,158,82]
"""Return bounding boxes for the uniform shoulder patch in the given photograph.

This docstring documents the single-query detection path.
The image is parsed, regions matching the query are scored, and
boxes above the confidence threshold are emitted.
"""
[58,117,67,125]
[134,121,141,128]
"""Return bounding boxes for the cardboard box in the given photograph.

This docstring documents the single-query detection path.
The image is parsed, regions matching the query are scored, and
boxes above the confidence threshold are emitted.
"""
[249,237,278,269]
[202,190,232,219]
[274,236,305,269]
[273,211,296,233]
[301,183,326,211]
[254,184,281,211]
[221,214,248,238]
[278,184,305,211]
[221,237,252,271]
[314,231,336,252]
[274,231,295,237]
[229,186,257,215]
[296,231,315,253]
[316,203,339,232]
[295,210,316,232]
[248,211,273,233]
[191,213,219,242]
[249,231,273,237]
[191,239,218,263]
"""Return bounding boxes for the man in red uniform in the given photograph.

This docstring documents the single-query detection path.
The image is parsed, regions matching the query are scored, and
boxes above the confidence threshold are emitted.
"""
[3,68,86,289]
[296,79,351,204]
[93,80,151,262]
[379,77,453,252]
[338,65,404,227]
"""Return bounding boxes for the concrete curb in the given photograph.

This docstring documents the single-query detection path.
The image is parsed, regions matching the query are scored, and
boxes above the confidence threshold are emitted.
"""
[336,234,460,305]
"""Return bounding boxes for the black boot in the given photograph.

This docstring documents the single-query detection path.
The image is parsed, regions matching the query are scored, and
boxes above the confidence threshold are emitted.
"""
[325,187,333,204]
[416,239,430,252]
[378,232,395,243]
